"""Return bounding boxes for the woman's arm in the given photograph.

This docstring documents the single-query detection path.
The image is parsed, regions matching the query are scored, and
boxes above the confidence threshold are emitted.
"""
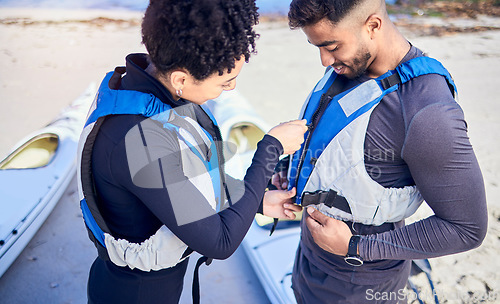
[115,119,283,259]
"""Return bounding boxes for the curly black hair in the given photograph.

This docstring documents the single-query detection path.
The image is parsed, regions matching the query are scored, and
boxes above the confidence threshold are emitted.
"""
[142,0,259,81]
[288,0,363,29]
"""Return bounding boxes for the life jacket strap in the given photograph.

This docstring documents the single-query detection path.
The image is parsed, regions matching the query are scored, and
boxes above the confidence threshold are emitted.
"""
[380,73,402,90]
[269,218,279,236]
[96,239,111,262]
[192,256,213,304]
[302,190,352,214]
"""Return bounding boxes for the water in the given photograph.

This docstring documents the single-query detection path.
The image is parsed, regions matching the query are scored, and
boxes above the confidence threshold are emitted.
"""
[0,0,292,15]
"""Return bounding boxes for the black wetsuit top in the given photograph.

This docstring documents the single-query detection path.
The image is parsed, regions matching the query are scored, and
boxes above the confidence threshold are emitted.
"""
[87,54,283,304]
[297,46,487,289]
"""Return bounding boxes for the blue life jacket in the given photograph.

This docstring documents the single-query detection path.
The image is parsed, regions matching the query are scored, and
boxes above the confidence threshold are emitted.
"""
[77,71,225,270]
[288,56,457,225]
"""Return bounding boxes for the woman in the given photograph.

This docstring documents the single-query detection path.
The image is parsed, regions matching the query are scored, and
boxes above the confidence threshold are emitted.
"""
[77,0,306,303]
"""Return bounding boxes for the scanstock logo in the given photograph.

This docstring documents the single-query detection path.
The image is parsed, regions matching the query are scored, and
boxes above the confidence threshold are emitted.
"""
[123,107,244,226]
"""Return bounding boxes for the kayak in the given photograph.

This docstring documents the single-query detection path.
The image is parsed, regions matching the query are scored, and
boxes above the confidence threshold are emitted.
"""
[207,90,300,304]
[241,218,300,304]
[0,84,95,278]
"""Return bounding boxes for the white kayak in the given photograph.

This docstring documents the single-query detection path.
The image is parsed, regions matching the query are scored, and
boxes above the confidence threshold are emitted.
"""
[0,84,95,278]
[208,90,301,304]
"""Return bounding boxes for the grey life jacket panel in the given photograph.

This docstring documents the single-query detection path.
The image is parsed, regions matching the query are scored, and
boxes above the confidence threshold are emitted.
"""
[288,57,457,225]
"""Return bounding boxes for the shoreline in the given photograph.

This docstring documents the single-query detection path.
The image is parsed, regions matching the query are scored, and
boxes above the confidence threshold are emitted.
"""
[2,7,500,32]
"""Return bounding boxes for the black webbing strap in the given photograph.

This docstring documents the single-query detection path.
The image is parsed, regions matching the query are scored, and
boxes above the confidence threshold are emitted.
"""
[380,73,402,90]
[301,190,352,214]
[275,155,290,173]
[95,241,111,261]
[269,218,279,236]
[82,69,128,253]
[192,256,213,304]
[81,117,112,247]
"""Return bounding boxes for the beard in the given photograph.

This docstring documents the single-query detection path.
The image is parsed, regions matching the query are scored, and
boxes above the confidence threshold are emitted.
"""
[335,45,372,79]
[349,51,372,79]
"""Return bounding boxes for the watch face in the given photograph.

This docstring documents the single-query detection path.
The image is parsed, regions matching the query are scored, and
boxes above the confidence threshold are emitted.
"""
[344,256,363,267]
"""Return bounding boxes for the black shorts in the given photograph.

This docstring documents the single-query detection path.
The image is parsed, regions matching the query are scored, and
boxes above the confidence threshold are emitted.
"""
[87,257,189,304]
[292,245,411,304]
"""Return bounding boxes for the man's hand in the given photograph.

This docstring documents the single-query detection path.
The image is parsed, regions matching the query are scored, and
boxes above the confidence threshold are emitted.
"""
[305,207,352,256]
[271,171,288,190]
[263,187,302,219]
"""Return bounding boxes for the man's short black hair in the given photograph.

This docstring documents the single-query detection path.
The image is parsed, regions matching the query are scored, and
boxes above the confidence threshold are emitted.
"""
[142,0,259,81]
[288,0,363,29]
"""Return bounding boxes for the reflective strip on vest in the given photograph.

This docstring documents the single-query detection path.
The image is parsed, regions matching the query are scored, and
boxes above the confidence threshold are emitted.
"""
[289,57,457,225]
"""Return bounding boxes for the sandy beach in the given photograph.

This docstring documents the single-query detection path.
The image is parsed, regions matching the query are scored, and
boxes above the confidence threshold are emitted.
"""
[0,7,499,303]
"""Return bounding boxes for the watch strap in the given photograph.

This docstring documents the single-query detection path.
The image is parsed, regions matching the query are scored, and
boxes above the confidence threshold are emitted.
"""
[345,235,363,267]
[347,235,361,256]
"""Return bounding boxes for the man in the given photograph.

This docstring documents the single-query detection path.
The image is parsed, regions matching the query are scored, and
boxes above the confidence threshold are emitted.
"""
[272,0,488,302]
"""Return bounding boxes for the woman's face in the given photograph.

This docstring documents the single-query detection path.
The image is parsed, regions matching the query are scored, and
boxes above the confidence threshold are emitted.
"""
[181,58,245,105]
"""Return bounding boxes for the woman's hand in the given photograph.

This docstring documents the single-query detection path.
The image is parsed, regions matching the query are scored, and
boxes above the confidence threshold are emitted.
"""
[263,187,302,219]
[267,119,308,155]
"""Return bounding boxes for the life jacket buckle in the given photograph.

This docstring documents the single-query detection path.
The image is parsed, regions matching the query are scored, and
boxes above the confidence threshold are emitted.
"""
[301,190,336,207]
[301,189,352,214]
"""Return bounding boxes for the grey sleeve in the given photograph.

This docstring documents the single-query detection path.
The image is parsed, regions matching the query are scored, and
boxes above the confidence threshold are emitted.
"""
[360,102,488,260]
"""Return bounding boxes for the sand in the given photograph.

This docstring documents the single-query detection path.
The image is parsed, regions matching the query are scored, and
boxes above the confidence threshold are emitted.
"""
[0,7,499,304]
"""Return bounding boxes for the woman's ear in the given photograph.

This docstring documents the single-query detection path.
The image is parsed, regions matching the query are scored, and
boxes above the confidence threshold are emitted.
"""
[169,70,188,92]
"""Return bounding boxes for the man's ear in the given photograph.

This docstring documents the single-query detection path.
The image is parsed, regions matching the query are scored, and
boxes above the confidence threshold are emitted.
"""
[365,14,382,39]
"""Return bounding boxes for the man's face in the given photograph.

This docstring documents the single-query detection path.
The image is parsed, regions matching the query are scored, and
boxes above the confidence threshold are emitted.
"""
[303,18,373,79]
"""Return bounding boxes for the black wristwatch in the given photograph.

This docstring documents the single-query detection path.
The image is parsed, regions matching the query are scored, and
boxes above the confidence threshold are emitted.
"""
[344,235,363,266]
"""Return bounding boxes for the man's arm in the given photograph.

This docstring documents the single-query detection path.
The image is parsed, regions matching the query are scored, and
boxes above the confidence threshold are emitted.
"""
[359,102,488,260]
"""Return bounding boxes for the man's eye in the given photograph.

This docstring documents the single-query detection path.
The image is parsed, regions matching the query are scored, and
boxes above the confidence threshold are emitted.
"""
[327,46,339,53]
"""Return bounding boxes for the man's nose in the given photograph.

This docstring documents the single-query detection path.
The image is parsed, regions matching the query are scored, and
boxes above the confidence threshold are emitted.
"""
[319,48,335,67]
